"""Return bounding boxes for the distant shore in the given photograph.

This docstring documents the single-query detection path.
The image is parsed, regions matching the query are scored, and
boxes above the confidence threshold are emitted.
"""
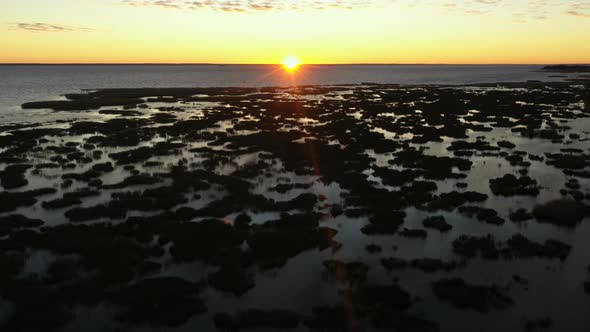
[542,65,590,73]
[1,63,589,66]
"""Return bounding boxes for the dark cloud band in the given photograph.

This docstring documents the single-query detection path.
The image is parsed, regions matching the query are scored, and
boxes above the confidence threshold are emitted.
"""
[9,22,92,32]
[122,0,374,12]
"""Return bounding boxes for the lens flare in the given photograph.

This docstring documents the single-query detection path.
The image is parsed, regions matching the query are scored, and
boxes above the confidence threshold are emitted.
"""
[282,56,301,72]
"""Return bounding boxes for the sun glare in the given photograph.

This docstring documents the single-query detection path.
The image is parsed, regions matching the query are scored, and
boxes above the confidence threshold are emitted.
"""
[282,56,301,71]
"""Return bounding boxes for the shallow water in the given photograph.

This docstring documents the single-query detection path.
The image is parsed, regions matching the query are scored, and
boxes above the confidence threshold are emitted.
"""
[1,77,590,331]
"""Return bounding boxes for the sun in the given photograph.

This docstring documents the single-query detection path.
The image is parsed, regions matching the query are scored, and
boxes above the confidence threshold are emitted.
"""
[282,56,301,72]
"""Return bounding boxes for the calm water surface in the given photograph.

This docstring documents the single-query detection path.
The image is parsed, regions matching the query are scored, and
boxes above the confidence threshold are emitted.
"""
[0,64,573,124]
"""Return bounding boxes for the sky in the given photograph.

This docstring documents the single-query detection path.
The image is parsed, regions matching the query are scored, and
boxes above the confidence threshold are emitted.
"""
[1,0,589,64]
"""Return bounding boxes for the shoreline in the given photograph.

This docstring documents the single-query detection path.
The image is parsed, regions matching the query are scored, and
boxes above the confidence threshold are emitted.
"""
[2,63,589,66]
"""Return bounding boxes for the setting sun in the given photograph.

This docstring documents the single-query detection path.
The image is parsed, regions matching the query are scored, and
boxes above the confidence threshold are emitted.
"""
[282,56,301,71]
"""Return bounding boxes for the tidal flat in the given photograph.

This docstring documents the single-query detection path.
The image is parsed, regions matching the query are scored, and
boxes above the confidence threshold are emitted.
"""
[1,80,590,331]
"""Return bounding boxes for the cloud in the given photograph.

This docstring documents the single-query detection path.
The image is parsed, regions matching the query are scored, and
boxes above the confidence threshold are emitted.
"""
[122,0,590,19]
[122,0,374,12]
[567,10,590,17]
[434,0,590,22]
[567,1,590,17]
[8,22,93,32]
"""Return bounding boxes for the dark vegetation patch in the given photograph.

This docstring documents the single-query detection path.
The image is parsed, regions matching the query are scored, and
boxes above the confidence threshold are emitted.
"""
[361,210,406,234]
[99,109,143,116]
[489,174,541,196]
[422,215,452,232]
[533,199,589,226]
[382,257,461,273]
[399,228,428,238]
[214,309,300,330]
[458,206,505,225]
[0,214,44,236]
[424,191,488,211]
[101,174,162,189]
[208,265,255,296]
[42,189,100,210]
[0,164,32,189]
[108,144,184,164]
[525,317,553,331]
[452,234,571,260]
[509,208,533,222]
[498,140,516,149]
[365,243,382,253]
[22,98,144,111]
[108,277,206,327]
[65,203,128,222]
[4,81,589,330]
[432,278,513,312]
[544,152,590,170]
[247,225,338,269]
[0,188,57,213]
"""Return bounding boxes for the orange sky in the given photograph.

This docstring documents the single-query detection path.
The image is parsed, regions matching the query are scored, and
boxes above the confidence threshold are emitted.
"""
[2,0,590,64]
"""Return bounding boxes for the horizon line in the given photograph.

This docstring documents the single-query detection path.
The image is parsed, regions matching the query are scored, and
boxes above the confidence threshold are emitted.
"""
[0,62,589,66]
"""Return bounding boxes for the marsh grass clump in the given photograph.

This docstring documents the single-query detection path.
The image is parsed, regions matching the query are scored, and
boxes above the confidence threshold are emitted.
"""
[22,98,144,111]
[381,257,460,273]
[361,210,406,234]
[399,228,428,238]
[109,277,206,327]
[458,206,505,225]
[498,140,516,149]
[0,188,57,213]
[509,208,533,222]
[65,203,127,222]
[208,265,255,296]
[101,174,162,189]
[489,174,541,196]
[424,191,488,211]
[432,278,513,312]
[42,189,100,210]
[365,243,382,253]
[506,234,571,261]
[234,213,252,229]
[42,196,84,210]
[304,305,351,331]
[525,317,553,331]
[0,252,26,283]
[0,214,43,229]
[247,227,338,269]
[110,189,188,212]
[453,233,571,260]
[0,280,75,332]
[453,234,500,259]
[544,153,590,170]
[0,164,32,189]
[533,199,588,226]
[214,309,300,330]
[165,219,246,265]
[422,215,452,232]
[352,284,413,316]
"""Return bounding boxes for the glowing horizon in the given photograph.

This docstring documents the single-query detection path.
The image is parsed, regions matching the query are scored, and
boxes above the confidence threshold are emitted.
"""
[1,0,590,64]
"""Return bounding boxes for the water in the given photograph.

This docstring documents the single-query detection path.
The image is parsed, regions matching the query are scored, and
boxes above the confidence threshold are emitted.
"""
[0,64,573,125]
[1,65,589,331]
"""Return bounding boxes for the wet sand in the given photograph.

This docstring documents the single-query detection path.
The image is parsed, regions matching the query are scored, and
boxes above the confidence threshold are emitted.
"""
[1,80,590,331]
